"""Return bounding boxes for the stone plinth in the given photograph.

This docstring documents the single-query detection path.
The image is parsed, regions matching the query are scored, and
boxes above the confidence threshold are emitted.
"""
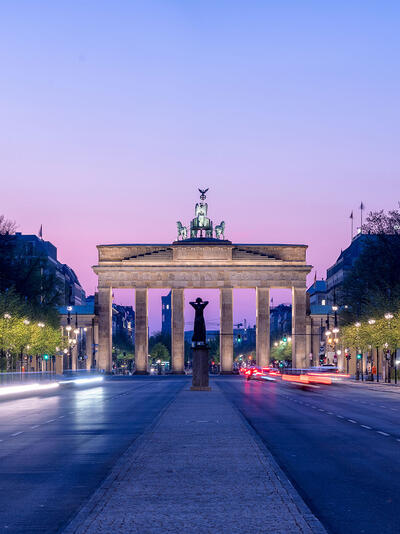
[191,346,211,391]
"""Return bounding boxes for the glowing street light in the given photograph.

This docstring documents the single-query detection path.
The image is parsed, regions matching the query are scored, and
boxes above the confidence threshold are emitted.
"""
[368,319,376,325]
[385,313,394,320]
[4,313,11,319]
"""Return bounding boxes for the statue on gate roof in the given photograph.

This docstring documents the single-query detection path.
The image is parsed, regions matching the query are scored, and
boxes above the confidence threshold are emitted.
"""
[175,188,228,241]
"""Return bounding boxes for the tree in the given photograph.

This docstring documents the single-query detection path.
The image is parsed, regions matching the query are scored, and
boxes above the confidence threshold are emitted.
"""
[149,331,171,355]
[112,330,134,359]
[208,337,220,364]
[0,215,17,235]
[150,342,169,362]
[0,289,63,371]
[271,341,292,361]
[340,208,400,321]
[342,315,400,353]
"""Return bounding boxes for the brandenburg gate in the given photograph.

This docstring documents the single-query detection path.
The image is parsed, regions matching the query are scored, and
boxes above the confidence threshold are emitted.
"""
[93,190,312,373]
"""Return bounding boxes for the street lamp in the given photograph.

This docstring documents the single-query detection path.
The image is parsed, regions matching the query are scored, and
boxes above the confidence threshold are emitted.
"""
[355,322,362,380]
[384,313,394,383]
[367,319,377,381]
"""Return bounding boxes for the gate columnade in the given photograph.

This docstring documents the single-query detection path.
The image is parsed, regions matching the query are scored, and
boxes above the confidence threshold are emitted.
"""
[93,241,312,373]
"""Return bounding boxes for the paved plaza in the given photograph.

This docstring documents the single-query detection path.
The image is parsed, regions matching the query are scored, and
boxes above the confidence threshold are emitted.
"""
[63,382,325,534]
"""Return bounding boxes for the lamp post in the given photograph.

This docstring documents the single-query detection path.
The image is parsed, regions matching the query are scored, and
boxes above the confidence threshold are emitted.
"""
[37,322,45,372]
[384,313,394,383]
[21,319,30,373]
[355,322,362,381]
[3,313,11,371]
[368,319,376,381]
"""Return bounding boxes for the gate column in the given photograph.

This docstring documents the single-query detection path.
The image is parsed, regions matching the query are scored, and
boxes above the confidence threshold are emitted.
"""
[220,288,233,374]
[256,287,270,368]
[172,288,185,373]
[135,288,149,374]
[98,287,112,373]
[292,286,307,369]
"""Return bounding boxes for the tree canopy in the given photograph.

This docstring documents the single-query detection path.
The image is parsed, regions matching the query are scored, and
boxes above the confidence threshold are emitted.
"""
[0,289,64,370]
[340,208,400,321]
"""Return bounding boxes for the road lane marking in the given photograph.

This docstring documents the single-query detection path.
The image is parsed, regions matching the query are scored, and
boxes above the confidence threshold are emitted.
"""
[11,431,23,437]
[327,412,333,415]
[58,416,65,419]
[337,415,344,419]
[361,425,372,430]
[377,431,390,436]
[31,425,40,429]
[348,419,357,423]
[45,419,56,423]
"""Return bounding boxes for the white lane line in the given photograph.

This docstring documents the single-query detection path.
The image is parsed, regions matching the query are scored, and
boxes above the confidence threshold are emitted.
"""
[69,411,75,415]
[46,419,56,423]
[318,409,325,412]
[377,431,390,437]
[31,425,40,429]
[337,415,344,419]
[361,425,372,430]
[396,439,400,443]
[348,419,358,424]
[58,415,65,419]
[327,412,333,415]
[11,431,23,437]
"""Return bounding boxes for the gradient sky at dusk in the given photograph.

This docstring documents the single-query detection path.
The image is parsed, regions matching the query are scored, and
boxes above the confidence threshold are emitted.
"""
[1,2,400,332]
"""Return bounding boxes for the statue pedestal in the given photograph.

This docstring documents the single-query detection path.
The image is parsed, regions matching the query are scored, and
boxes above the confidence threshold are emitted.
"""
[190,346,211,391]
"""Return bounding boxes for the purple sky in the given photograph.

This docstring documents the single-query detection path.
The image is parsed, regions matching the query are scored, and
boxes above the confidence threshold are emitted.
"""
[2,2,399,332]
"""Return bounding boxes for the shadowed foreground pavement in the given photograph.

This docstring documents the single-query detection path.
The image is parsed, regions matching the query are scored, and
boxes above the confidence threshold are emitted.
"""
[64,382,325,534]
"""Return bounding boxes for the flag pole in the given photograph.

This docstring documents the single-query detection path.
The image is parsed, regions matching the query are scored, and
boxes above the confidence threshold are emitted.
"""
[350,211,354,242]
[359,202,364,234]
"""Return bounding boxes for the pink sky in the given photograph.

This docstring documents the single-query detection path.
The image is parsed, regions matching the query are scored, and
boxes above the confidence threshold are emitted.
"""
[1,3,399,332]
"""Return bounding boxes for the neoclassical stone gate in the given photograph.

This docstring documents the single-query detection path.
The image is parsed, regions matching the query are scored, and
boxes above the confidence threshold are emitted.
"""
[93,239,312,373]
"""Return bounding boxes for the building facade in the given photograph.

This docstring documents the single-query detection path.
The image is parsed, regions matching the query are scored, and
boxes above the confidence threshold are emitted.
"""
[4,233,85,305]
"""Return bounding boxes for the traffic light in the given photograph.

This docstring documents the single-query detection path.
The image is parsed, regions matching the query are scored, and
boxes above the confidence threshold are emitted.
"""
[283,336,287,343]
[43,354,49,360]
[237,334,242,343]
[357,352,362,360]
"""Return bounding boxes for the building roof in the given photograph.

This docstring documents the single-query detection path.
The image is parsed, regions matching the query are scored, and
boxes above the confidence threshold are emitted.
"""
[307,280,327,295]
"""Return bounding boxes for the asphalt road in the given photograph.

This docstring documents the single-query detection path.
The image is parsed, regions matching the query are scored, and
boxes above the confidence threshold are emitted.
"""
[0,376,399,534]
[0,377,186,534]
[216,377,400,534]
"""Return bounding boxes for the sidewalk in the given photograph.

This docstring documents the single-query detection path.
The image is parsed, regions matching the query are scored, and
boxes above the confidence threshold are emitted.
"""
[348,379,400,393]
[64,383,326,534]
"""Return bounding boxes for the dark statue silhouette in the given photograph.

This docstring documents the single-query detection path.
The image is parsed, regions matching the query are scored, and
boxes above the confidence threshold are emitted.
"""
[189,297,209,345]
